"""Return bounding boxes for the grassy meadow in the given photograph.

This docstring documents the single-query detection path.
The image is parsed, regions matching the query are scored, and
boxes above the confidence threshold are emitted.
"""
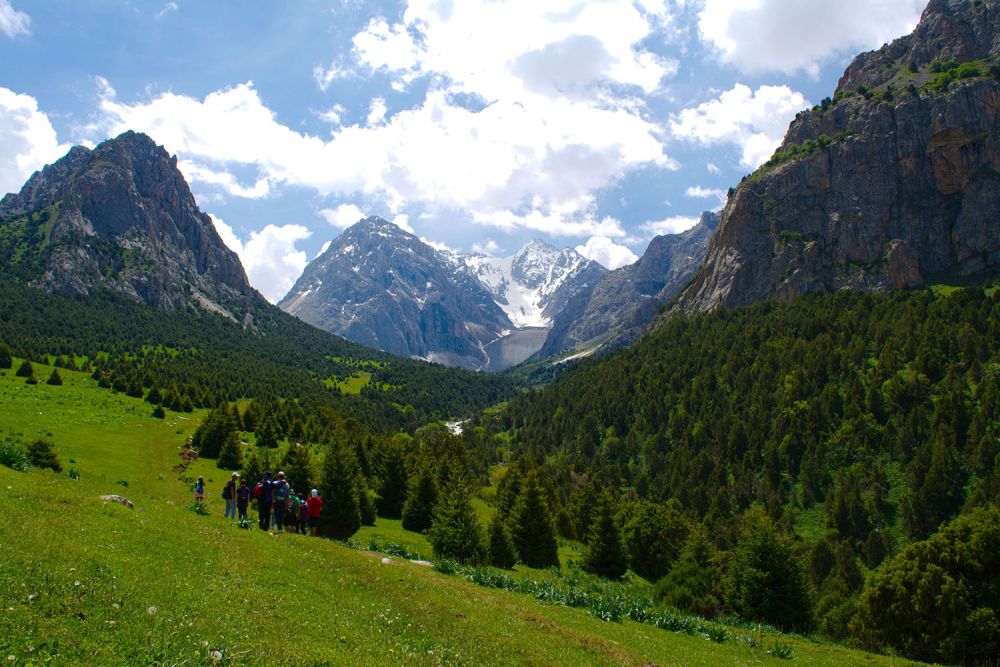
[0,361,926,666]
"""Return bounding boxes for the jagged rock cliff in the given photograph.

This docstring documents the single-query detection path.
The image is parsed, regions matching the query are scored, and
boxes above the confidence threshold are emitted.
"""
[541,212,718,356]
[678,0,1000,313]
[0,131,254,317]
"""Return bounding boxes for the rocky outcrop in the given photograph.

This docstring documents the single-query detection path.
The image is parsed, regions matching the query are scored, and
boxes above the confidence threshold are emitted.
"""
[678,0,1000,313]
[0,131,254,316]
[540,212,717,356]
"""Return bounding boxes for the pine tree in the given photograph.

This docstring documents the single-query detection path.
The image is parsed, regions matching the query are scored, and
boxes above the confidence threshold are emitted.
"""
[27,438,62,473]
[256,415,279,449]
[146,385,162,405]
[725,507,813,632]
[509,476,559,568]
[654,525,721,618]
[582,493,627,579]
[487,512,517,569]
[243,448,263,485]
[0,344,12,369]
[15,359,33,378]
[318,440,361,539]
[216,431,243,470]
[358,475,377,526]
[152,404,166,419]
[402,466,438,533]
[281,442,315,496]
[191,404,238,459]
[376,440,409,518]
[46,368,63,386]
[428,480,485,564]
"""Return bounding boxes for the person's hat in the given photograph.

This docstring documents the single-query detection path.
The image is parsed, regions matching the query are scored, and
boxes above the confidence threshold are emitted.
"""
[311,489,318,498]
[277,471,285,478]
[232,472,239,477]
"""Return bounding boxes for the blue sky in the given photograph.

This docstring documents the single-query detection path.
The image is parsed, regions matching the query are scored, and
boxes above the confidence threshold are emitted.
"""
[0,0,925,301]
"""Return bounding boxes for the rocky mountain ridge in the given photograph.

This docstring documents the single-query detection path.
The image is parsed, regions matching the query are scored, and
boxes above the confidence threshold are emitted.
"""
[280,218,608,371]
[678,0,1000,313]
[0,131,255,318]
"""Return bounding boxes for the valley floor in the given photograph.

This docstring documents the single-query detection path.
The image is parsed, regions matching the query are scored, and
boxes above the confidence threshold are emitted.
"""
[0,364,925,666]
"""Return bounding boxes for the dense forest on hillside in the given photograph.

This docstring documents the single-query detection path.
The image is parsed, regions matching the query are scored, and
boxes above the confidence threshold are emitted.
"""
[463,284,1000,662]
[0,280,517,432]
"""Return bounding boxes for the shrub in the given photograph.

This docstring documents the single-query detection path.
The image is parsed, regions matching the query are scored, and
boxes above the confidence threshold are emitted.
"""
[0,436,29,471]
[854,507,1000,664]
[27,438,62,472]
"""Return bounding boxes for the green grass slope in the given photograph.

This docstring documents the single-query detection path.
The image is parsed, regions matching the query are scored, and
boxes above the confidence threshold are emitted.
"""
[0,365,921,666]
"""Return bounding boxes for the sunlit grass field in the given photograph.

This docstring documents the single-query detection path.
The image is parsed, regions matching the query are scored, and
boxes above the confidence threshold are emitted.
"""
[0,362,924,666]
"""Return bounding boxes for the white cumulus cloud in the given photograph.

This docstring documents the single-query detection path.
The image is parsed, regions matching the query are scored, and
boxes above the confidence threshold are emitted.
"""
[670,83,809,168]
[93,1,678,240]
[640,215,700,237]
[0,88,70,196]
[576,235,639,270]
[0,0,30,38]
[472,239,502,256]
[209,214,311,303]
[698,0,924,77]
[320,203,367,229]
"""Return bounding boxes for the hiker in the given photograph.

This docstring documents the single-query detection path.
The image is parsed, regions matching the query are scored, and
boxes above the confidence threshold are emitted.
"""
[194,476,205,502]
[257,471,273,531]
[236,478,251,522]
[298,494,309,535]
[222,472,239,519]
[306,488,322,536]
[289,491,302,534]
[272,472,290,533]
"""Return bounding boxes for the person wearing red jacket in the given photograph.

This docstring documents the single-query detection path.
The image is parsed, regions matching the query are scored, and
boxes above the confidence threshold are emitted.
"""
[306,489,323,537]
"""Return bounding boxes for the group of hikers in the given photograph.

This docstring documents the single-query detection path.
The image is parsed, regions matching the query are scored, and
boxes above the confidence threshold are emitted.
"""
[196,471,323,535]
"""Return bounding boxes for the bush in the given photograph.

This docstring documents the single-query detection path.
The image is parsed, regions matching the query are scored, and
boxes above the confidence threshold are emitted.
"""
[0,437,29,471]
[27,438,62,472]
[854,507,1000,664]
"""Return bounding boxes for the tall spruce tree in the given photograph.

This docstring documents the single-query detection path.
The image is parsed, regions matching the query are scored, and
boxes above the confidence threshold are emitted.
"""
[582,493,627,579]
[357,474,377,526]
[402,466,438,532]
[429,480,485,563]
[487,512,517,569]
[376,440,409,518]
[0,344,12,369]
[509,476,559,568]
[46,368,63,386]
[281,442,315,496]
[191,404,237,459]
[216,431,243,470]
[15,359,33,378]
[319,440,361,539]
[243,449,263,486]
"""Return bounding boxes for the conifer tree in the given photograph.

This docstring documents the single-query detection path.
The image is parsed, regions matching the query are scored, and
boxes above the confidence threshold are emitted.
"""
[15,359,33,378]
[582,493,627,579]
[357,474,377,526]
[216,431,243,470]
[152,404,165,419]
[318,440,361,539]
[487,512,517,569]
[509,476,559,568]
[655,525,721,618]
[429,480,485,563]
[243,448,263,485]
[255,414,279,449]
[402,466,438,532]
[46,368,63,386]
[145,385,162,405]
[622,499,689,581]
[725,507,812,632]
[0,344,12,369]
[376,440,409,518]
[281,442,315,496]
[192,404,237,459]
[27,438,62,473]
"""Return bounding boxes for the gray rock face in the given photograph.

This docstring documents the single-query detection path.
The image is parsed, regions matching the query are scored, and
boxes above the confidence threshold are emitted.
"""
[539,212,718,356]
[280,217,513,370]
[678,0,1000,313]
[0,131,254,316]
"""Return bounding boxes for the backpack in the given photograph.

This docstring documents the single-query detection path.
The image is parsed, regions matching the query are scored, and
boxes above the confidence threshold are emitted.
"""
[221,485,228,500]
[254,483,262,498]
[274,481,289,502]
